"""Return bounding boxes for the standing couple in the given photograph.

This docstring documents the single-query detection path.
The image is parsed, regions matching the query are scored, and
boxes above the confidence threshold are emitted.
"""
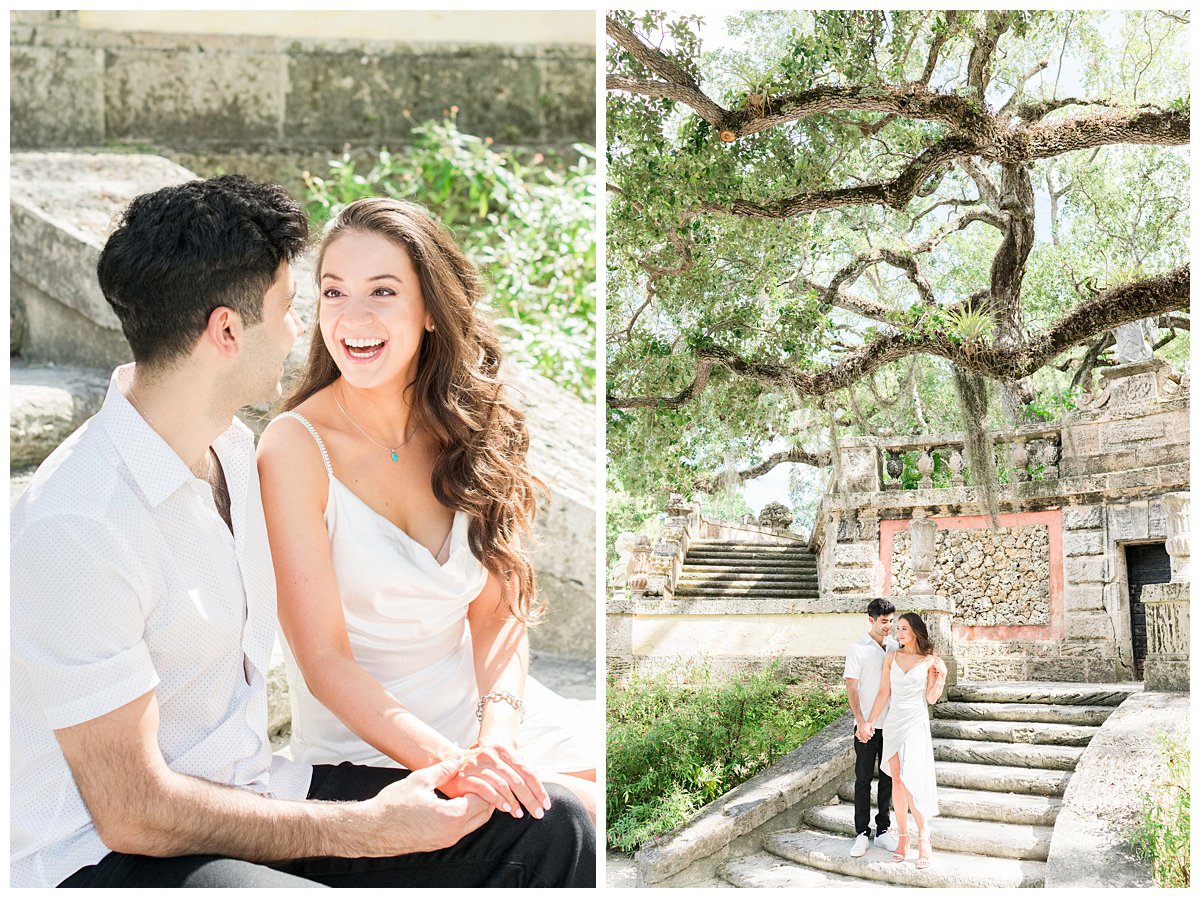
[844,599,947,870]
[12,175,594,887]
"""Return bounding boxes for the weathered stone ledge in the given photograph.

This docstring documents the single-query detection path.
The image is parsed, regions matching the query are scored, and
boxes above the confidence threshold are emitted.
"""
[1045,689,1185,888]
[634,711,855,887]
[607,594,953,617]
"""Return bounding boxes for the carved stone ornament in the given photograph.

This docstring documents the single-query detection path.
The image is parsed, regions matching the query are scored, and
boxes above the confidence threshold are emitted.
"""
[1163,492,1190,582]
[909,517,937,596]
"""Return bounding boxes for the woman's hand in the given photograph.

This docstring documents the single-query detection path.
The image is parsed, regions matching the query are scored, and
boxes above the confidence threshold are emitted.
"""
[443,740,550,820]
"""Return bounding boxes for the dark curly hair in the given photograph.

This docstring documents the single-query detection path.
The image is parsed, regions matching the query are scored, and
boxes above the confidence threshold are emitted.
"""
[97,174,308,368]
[284,198,544,619]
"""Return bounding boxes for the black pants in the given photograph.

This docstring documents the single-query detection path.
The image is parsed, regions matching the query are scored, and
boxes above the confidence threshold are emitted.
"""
[853,726,892,837]
[59,762,595,888]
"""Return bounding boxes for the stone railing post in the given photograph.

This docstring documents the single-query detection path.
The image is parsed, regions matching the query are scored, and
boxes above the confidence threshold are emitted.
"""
[609,531,638,594]
[628,536,652,597]
[1142,492,1190,692]
[646,495,694,598]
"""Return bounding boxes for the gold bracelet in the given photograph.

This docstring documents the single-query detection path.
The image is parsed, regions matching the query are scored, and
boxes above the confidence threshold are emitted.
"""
[476,690,526,723]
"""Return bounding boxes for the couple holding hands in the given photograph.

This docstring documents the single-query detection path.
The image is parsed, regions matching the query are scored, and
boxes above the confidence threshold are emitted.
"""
[844,598,948,870]
[12,175,595,887]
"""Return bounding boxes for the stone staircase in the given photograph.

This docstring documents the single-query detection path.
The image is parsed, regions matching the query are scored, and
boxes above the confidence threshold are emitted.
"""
[675,539,818,600]
[718,681,1140,888]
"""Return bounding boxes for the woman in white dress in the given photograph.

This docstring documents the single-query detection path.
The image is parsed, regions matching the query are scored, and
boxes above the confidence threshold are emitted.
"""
[864,612,947,869]
[258,197,595,824]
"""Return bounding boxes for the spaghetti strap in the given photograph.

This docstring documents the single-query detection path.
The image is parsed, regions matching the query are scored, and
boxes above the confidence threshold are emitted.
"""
[272,411,334,479]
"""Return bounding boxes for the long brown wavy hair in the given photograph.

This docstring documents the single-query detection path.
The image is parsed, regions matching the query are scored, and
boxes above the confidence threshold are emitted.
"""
[899,612,935,656]
[284,197,544,620]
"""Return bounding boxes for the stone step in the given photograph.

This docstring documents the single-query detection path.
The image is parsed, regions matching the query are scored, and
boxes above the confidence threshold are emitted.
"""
[10,363,109,469]
[677,570,819,584]
[947,681,1141,707]
[673,586,820,600]
[934,761,1072,797]
[836,781,1062,826]
[933,701,1116,726]
[764,829,1046,888]
[929,718,1097,747]
[689,540,811,552]
[685,551,816,563]
[804,803,1053,861]
[680,559,818,571]
[721,851,890,888]
[934,738,1083,771]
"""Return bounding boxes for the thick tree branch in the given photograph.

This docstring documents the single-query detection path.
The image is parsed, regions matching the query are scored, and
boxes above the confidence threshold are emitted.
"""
[606,74,728,127]
[693,447,832,492]
[606,16,698,90]
[607,266,1189,409]
[918,11,957,86]
[967,11,1011,98]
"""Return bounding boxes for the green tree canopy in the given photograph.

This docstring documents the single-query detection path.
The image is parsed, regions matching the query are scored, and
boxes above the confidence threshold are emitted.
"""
[606,10,1189,498]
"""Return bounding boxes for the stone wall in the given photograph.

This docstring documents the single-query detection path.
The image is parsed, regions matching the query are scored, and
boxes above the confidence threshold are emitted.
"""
[11,11,595,197]
[892,524,1050,627]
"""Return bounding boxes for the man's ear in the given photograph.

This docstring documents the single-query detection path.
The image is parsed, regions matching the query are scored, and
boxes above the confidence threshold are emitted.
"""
[205,306,243,358]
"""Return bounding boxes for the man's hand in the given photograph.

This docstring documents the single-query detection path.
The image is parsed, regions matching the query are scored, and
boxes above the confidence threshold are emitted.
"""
[854,720,873,742]
[364,756,493,856]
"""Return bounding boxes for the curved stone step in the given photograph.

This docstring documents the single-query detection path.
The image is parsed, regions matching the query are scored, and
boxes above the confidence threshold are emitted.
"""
[933,701,1116,726]
[934,761,1072,796]
[934,738,1083,771]
[947,682,1141,707]
[680,561,818,573]
[765,829,1046,888]
[804,803,1053,861]
[836,781,1062,826]
[930,718,1097,747]
[721,851,890,888]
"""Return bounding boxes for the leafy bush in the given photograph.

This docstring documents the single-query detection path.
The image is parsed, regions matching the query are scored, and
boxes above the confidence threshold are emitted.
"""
[1132,732,1190,887]
[304,113,596,400]
[606,666,847,853]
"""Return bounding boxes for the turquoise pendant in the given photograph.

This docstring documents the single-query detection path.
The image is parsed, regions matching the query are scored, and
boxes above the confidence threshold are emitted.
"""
[391,450,399,462]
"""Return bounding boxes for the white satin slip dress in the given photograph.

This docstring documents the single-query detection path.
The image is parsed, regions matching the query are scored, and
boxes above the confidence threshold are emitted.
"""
[881,654,940,819]
[274,411,593,773]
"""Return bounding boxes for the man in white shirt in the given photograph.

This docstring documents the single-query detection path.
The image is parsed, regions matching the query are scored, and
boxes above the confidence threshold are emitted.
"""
[10,175,593,888]
[843,598,900,858]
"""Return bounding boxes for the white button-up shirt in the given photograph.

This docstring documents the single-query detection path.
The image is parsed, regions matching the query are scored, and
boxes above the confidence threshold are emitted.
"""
[11,365,312,888]
[844,630,900,729]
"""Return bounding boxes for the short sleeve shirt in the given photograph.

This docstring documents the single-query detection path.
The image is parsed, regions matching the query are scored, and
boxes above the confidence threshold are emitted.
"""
[844,631,900,729]
[10,365,312,888]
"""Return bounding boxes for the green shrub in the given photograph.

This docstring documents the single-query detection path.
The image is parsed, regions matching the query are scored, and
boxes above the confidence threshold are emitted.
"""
[1132,732,1190,887]
[303,113,596,400]
[606,665,847,853]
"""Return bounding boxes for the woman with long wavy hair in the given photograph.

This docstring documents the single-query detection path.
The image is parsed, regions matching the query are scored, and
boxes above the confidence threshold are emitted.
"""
[863,611,946,870]
[257,197,595,824]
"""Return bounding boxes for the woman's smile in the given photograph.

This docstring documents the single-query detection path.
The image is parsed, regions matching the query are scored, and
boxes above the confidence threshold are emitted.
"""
[342,336,388,362]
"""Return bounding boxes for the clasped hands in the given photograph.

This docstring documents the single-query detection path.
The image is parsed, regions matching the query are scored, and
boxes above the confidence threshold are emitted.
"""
[438,740,550,820]
[855,720,875,742]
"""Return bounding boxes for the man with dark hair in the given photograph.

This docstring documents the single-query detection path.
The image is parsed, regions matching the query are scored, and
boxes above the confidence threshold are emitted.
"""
[843,597,899,858]
[11,175,593,888]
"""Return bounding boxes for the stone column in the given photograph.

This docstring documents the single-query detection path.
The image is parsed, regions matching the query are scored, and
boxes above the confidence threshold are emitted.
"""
[1142,492,1190,691]
[916,594,959,690]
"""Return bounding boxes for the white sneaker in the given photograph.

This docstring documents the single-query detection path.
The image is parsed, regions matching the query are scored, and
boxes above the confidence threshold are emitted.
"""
[875,828,899,852]
[850,833,870,857]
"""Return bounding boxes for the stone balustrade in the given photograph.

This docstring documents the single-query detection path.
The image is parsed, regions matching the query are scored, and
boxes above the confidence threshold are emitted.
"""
[872,425,1063,492]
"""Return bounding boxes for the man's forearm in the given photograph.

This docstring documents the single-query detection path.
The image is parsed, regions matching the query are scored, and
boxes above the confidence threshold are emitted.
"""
[104,767,382,862]
[845,680,864,724]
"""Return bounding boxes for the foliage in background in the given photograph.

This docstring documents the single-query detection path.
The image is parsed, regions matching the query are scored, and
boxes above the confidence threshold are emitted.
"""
[305,113,596,399]
[1131,732,1190,888]
[606,665,847,853]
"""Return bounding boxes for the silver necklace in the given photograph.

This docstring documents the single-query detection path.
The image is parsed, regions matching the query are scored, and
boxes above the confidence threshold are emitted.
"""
[332,386,412,463]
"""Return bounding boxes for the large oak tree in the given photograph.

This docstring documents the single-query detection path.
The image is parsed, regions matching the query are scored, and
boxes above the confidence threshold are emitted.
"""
[606,10,1189,500]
